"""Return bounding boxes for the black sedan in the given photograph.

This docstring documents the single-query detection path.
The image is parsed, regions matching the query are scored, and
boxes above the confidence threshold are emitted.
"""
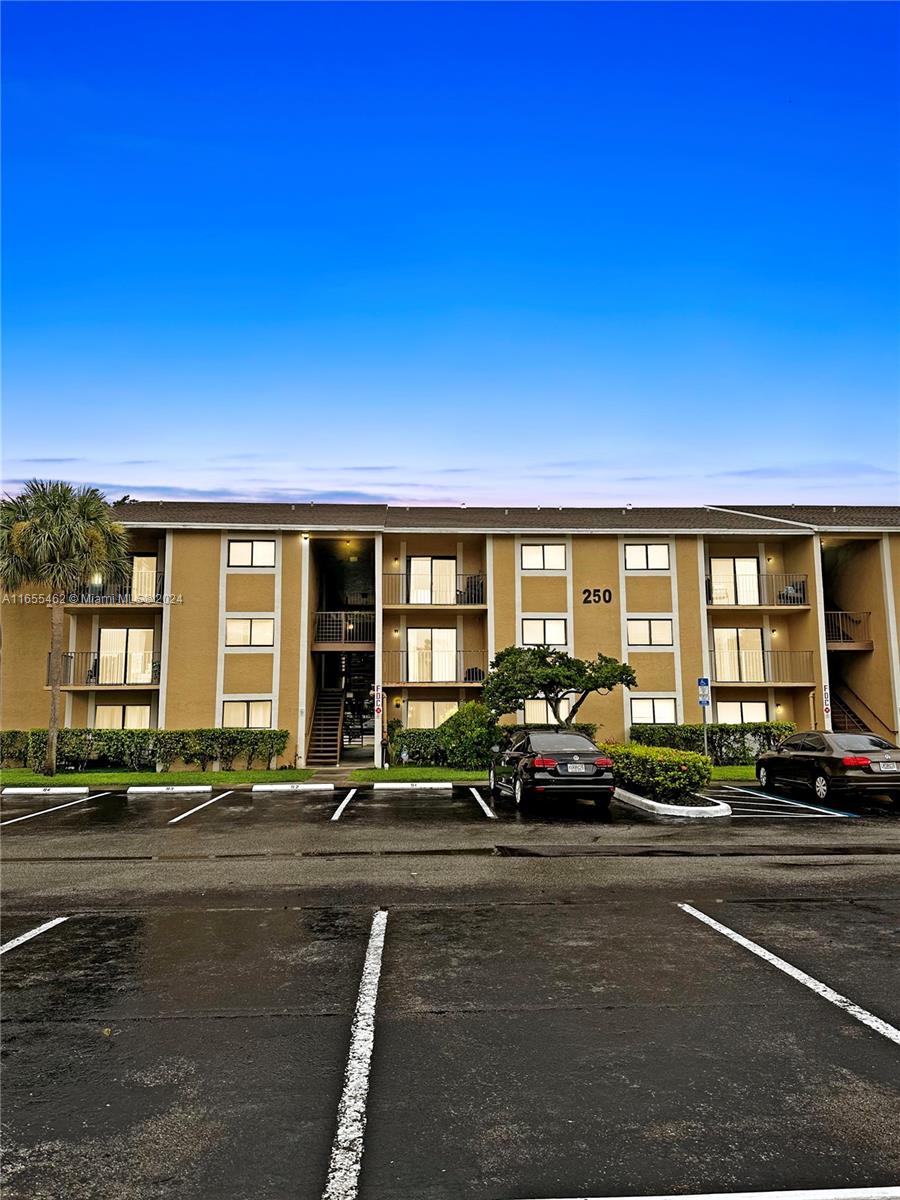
[489,730,615,810]
[756,731,900,802]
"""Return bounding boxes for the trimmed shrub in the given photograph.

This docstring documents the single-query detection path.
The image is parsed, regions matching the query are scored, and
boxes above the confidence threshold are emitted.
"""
[437,702,499,770]
[10,727,291,773]
[628,721,795,765]
[389,727,444,766]
[598,742,712,803]
[0,730,29,767]
[150,730,184,772]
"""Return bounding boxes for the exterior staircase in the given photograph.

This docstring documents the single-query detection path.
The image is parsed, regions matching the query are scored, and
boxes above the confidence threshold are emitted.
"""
[831,693,870,733]
[306,689,345,767]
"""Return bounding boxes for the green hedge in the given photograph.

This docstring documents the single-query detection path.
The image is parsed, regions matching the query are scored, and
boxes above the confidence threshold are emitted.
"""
[0,730,29,767]
[389,707,599,770]
[18,728,289,773]
[598,742,712,802]
[628,721,795,765]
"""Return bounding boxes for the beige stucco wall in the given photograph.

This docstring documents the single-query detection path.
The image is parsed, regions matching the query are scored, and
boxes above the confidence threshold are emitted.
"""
[164,531,220,729]
[226,573,275,613]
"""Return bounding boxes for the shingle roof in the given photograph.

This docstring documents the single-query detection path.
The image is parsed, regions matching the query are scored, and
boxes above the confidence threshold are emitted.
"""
[110,499,900,533]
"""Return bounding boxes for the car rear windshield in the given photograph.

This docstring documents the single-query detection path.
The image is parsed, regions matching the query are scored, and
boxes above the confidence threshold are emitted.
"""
[530,734,597,753]
[833,734,895,752]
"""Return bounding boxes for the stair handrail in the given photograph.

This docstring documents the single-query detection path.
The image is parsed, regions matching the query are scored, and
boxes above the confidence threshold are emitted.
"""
[833,682,897,736]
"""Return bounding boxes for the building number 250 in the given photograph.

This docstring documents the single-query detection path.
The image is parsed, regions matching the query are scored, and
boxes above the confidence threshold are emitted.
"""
[582,588,613,604]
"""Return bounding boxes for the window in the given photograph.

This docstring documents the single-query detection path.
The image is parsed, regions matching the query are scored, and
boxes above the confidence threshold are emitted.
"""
[227,539,276,568]
[97,627,155,684]
[522,618,567,646]
[408,557,456,604]
[624,544,670,571]
[95,704,151,729]
[626,618,673,646]
[406,700,458,729]
[521,544,566,571]
[222,699,272,728]
[131,556,159,602]
[630,697,677,724]
[523,696,572,725]
[833,733,893,753]
[709,557,759,606]
[713,627,764,681]
[717,701,768,724]
[406,628,457,681]
[529,733,597,753]
[225,618,275,646]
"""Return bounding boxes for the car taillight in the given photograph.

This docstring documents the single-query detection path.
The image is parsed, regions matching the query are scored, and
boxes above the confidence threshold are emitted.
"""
[594,757,614,768]
[532,756,558,768]
[842,756,870,767]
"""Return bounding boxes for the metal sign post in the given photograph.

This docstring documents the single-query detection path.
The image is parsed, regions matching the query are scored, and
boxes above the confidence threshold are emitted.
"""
[697,677,711,758]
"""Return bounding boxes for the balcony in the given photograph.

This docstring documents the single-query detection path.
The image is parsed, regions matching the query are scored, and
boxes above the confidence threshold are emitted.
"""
[706,572,809,608]
[382,650,487,685]
[49,650,161,688]
[313,611,376,650]
[383,573,486,607]
[711,649,815,686]
[63,569,165,607]
[825,611,873,651]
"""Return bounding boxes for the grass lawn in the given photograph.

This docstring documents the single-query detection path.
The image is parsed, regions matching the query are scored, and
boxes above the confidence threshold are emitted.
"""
[350,767,488,783]
[0,767,314,788]
[710,765,758,781]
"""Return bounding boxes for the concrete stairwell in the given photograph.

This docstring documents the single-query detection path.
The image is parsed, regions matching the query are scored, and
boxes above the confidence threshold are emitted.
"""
[306,689,345,767]
[831,693,870,733]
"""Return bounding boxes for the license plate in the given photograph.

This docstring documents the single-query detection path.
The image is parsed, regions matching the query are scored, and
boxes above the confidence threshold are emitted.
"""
[880,762,898,772]
[567,763,586,774]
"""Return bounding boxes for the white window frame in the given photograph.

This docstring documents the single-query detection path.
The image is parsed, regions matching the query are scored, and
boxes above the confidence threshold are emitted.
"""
[222,699,273,728]
[523,696,573,725]
[520,543,567,572]
[521,617,568,647]
[94,703,152,730]
[626,617,674,647]
[225,617,275,647]
[405,699,459,729]
[716,700,769,724]
[624,543,671,572]
[630,696,678,725]
[227,539,276,568]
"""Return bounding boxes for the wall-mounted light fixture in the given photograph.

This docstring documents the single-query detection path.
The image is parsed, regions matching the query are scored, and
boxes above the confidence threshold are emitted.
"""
[393,628,400,636]
[302,533,310,541]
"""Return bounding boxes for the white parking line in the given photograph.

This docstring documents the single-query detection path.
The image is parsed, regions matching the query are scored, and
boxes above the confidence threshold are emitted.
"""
[722,784,856,818]
[469,787,497,819]
[331,789,357,822]
[678,902,900,1046]
[167,790,233,825]
[512,1187,900,1200]
[0,793,111,827]
[322,908,388,1200]
[0,916,69,955]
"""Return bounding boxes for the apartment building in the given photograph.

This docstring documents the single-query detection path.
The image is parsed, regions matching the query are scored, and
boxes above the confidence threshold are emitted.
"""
[3,503,899,767]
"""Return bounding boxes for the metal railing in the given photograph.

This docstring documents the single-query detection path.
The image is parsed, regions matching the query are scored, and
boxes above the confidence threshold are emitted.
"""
[382,650,487,683]
[49,650,162,687]
[382,573,486,605]
[711,649,814,684]
[706,573,808,606]
[314,611,376,643]
[64,572,165,605]
[825,611,872,644]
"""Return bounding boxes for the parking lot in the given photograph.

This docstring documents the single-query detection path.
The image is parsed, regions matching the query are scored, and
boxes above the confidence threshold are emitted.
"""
[2,785,899,1199]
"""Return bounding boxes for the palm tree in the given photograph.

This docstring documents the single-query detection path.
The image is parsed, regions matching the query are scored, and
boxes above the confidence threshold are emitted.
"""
[0,481,130,775]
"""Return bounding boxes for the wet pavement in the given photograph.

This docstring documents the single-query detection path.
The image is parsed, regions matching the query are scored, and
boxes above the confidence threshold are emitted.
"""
[2,785,899,1198]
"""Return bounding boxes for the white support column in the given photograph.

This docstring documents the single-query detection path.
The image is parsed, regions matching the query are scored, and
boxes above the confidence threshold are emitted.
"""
[811,534,833,731]
[374,533,384,767]
[486,534,495,664]
[157,530,173,728]
[881,534,900,734]
[298,534,310,766]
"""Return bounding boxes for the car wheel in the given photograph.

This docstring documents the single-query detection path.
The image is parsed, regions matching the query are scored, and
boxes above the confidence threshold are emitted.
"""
[758,765,777,792]
[488,766,498,796]
[514,777,525,807]
[812,772,830,801]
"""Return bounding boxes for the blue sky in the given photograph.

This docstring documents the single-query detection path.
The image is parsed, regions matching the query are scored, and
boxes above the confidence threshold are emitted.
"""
[3,1,898,506]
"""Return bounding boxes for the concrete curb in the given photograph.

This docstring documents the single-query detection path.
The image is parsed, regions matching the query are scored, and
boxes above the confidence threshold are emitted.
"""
[251,783,335,792]
[2,786,90,796]
[372,782,453,790]
[614,786,731,819]
[126,785,213,796]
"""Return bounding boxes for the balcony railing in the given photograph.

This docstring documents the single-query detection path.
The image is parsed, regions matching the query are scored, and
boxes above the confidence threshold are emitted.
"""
[64,572,165,605]
[706,573,808,607]
[382,650,487,684]
[49,650,162,687]
[711,649,814,684]
[314,611,376,643]
[382,573,486,606]
[825,611,872,646]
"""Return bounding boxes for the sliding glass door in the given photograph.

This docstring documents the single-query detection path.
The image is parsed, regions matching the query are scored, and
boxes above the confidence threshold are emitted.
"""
[408,557,456,604]
[710,557,759,606]
[713,627,765,682]
[406,628,457,681]
[98,628,155,684]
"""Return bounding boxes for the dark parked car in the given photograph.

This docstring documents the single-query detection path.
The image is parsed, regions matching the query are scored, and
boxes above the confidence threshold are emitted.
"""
[756,731,900,802]
[489,730,615,810]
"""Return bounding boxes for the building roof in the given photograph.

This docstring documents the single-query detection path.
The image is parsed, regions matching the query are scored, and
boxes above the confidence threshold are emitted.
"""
[111,500,900,534]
